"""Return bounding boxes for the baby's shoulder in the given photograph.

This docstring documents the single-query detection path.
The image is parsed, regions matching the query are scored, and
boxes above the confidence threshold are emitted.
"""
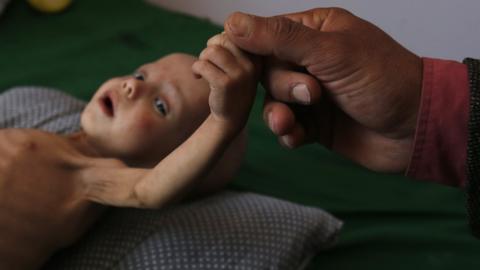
[0,128,67,162]
[0,128,63,145]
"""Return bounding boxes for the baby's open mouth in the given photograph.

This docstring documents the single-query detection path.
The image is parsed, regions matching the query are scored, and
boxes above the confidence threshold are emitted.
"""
[100,95,114,117]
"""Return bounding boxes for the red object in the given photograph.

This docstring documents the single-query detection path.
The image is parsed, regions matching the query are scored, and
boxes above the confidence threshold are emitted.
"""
[406,57,469,187]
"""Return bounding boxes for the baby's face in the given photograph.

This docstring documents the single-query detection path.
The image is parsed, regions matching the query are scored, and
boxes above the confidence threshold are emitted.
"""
[81,53,211,166]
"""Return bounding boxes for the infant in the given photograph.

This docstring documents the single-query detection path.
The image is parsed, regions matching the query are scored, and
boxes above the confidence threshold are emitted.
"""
[79,33,259,207]
[0,33,259,269]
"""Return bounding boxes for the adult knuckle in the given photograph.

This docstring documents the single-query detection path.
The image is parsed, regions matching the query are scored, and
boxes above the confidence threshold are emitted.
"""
[267,16,309,54]
[328,33,351,57]
[326,7,352,18]
[267,16,298,42]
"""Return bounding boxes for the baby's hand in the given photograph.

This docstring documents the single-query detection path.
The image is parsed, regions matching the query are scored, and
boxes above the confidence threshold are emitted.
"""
[193,33,260,132]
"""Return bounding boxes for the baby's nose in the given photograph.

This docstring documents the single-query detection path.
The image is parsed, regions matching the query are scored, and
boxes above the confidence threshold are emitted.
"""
[122,78,144,99]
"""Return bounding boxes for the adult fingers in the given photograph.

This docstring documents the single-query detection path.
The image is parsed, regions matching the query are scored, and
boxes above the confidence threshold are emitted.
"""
[224,11,332,67]
[263,57,322,105]
[264,96,335,147]
[263,96,296,136]
[263,100,320,149]
[278,122,308,149]
[281,8,339,30]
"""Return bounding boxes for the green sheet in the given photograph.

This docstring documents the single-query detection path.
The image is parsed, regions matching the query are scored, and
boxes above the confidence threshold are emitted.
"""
[1,0,478,268]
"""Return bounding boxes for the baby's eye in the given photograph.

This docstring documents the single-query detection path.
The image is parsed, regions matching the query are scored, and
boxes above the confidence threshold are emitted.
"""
[153,97,168,116]
[133,71,145,81]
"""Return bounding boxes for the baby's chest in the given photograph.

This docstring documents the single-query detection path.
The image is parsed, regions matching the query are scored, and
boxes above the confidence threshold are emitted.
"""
[0,129,81,178]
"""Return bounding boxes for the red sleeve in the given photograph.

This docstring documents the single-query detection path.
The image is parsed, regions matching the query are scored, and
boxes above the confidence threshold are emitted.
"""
[406,57,469,187]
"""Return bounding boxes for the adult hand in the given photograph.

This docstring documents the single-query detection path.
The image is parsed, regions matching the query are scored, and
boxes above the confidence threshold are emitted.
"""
[224,8,423,172]
[0,129,105,270]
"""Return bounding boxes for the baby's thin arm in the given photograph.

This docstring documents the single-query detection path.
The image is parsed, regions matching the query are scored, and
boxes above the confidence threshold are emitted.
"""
[134,115,238,207]
[193,128,247,195]
[82,115,239,208]
[82,34,258,208]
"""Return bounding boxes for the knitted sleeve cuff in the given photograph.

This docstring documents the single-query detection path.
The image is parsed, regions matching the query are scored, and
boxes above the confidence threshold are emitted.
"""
[463,57,480,238]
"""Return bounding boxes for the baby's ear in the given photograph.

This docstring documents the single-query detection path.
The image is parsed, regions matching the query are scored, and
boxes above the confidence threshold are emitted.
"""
[191,128,247,196]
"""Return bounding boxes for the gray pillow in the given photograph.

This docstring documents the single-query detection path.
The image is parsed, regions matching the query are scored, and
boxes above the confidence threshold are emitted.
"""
[44,191,342,270]
[0,87,341,270]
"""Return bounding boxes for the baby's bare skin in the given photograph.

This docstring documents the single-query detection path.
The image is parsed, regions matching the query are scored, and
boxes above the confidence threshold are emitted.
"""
[0,35,258,270]
[86,34,259,207]
[0,129,106,269]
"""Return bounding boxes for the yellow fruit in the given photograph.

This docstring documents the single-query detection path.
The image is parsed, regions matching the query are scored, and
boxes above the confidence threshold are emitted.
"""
[28,0,72,13]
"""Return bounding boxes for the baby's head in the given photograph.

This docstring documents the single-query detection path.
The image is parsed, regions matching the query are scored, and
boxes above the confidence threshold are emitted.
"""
[81,53,212,167]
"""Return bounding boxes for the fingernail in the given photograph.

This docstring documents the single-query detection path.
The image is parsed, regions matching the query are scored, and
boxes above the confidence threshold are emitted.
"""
[280,135,294,149]
[268,112,277,133]
[227,12,253,38]
[292,84,311,104]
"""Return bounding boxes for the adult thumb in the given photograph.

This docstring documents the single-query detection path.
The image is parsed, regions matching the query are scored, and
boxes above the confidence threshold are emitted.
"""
[224,12,325,67]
